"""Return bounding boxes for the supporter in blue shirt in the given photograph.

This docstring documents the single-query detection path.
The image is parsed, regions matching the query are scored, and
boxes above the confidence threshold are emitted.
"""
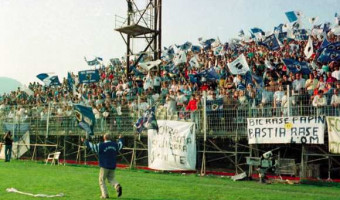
[82,134,123,199]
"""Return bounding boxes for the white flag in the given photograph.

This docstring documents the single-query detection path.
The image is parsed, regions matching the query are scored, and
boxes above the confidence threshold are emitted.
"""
[304,36,313,59]
[227,54,250,75]
[189,56,200,68]
[139,59,162,71]
[174,51,187,66]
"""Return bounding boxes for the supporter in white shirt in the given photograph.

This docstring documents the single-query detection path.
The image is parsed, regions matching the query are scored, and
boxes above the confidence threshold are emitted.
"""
[292,73,305,93]
[332,66,340,80]
[331,89,340,115]
[273,86,285,116]
[153,73,162,93]
[312,90,327,115]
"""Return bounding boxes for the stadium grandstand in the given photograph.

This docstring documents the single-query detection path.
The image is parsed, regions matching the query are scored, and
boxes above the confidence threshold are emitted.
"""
[1,1,340,182]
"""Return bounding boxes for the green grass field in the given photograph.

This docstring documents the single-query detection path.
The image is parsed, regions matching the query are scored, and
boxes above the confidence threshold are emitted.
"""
[0,160,340,200]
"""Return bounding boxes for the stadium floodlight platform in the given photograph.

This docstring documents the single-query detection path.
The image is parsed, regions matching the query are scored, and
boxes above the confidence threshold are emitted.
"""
[115,24,154,37]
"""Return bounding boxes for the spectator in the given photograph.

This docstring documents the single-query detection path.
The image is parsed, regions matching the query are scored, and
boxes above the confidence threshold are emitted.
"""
[312,90,327,115]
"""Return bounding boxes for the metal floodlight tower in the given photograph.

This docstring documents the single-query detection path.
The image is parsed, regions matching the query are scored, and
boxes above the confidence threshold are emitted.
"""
[115,0,162,77]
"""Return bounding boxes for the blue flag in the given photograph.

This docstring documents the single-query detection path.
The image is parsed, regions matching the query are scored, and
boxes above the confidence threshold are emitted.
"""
[251,27,264,34]
[262,34,280,51]
[282,59,311,75]
[323,22,331,33]
[320,38,330,49]
[36,73,49,81]
[74,104,95,137]
[84,57,100,66]
[67,72,74,92]
[274,24,284,33]
[78,70,100,84]
[198,38,215,49]
[293,29,308,41]
[134,107,158,134]
[177,41,192,51]
[191,45,201,53]
[285,11,299,23]
[48,76,61,86]
[199,68,220,81]
[278,32,288,42]
[317,42,340,64]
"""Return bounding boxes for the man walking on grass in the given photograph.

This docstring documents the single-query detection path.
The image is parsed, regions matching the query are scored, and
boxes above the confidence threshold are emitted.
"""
[82,133,123,199]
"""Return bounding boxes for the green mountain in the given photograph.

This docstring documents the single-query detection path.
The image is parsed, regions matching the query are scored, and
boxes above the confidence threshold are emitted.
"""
[0,77,23,95]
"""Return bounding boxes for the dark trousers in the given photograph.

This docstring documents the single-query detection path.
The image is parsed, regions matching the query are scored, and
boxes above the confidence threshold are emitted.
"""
[5,145,12,162]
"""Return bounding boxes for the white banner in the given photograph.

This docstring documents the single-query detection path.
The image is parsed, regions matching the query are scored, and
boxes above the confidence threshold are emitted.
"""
[247,116,325,144]
[326,116,340,154]
[148,120,196,171]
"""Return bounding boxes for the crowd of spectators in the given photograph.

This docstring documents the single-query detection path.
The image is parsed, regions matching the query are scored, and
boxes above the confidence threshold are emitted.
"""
[1,21,340,132]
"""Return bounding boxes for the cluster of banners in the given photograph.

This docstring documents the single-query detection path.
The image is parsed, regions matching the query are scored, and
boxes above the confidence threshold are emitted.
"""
[247,116,325,144]
[148,120,196,171]
[247,116,340,155]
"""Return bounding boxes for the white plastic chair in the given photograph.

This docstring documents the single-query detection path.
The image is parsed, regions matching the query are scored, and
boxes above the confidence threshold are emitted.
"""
[45,152,61,165]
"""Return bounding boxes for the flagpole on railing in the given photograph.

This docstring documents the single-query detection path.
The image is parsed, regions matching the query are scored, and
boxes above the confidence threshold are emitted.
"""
[201,91,207,176]
[46,102,51,139]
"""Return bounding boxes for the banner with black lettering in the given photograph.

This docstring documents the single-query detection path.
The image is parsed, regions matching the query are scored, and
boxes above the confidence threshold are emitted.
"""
[326,116,340,154]
[247,116,325,144]
[148,120,196,171]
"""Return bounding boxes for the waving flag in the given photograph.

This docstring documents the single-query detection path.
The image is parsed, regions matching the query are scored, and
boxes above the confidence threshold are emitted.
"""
[191,45,201,53]
[228,54,250,75]
[37,73,49,82]
[174,51,187,66]
[198,68,220,81]
[189,56,200,68]
[78,70,100,84]
[250,27,265,40]
[282,59,311,75]
[177,41,192,51]
[274,24,284,34]
[317,42,340,64]
[285,11,301,23]
[67,72,74,92]
[139,59,162,71]
[48,76,61,86]
[37,73,61,86]
[74,104,95,137]
[198,38,216,49]
[304,37,314,59]
[135,107,158,134]
[84,57,101,66]
[262,34,280,51]
[320,38,330,49]
[293,29,308,41]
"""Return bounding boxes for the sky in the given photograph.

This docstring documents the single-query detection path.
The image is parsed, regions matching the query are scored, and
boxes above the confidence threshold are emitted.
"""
[0,0,338,85]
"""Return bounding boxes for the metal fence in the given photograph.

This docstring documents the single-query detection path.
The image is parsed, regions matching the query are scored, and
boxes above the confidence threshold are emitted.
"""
[0,92,338,137]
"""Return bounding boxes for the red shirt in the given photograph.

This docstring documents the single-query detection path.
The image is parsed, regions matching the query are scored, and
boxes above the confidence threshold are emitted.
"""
[186,99,198,111]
